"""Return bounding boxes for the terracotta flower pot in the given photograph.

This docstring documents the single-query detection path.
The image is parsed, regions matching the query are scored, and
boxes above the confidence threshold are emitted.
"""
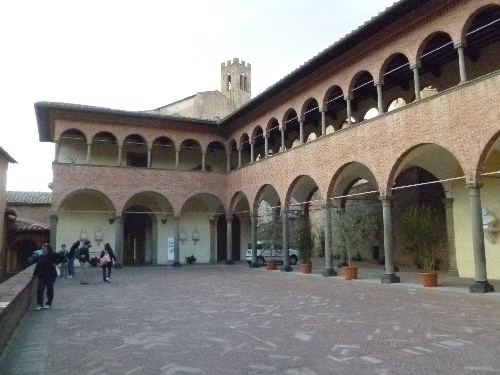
[266,259,278,270]
[342,265,358,280]
[300,262,312,274]
[419,271,438,287]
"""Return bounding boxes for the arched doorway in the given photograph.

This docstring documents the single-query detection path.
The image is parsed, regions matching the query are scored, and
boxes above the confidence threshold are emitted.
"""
[123,206,153,265]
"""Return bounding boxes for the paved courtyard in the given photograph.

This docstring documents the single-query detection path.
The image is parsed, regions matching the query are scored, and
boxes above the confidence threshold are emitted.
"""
[1,261,500,375]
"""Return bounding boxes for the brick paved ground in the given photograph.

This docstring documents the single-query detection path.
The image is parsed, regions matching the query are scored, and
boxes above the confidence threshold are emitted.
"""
[1,259,500,375]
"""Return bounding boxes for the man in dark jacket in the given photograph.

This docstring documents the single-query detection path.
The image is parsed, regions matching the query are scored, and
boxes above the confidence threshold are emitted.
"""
[78,240,91,284]
[67,240,80,279]
[33,244,60,310]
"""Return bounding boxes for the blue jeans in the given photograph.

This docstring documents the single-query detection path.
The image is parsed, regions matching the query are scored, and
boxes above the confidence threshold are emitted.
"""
[67,258,75,277]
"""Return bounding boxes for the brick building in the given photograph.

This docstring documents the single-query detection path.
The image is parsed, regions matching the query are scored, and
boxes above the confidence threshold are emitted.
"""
[35,0,500,292]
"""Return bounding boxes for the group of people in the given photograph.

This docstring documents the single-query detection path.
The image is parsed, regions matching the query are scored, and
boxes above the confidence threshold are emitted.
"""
[32,241,117,311]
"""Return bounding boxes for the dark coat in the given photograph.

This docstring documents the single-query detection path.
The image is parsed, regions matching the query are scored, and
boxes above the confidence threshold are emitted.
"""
[78,246,90,263]
[99,248,116,267]
[33,252,60,278]
[68,242,79,260]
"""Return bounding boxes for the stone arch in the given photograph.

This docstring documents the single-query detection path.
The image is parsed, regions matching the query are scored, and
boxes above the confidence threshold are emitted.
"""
[122,191,174,265]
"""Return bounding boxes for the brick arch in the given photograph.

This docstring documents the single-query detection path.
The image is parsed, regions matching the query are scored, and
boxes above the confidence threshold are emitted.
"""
[251,125,264,142]
[476,129,500,183]
[284,175,322,211]
[281,108,298,130]
[385,143,465,196]
[322,85,344,109]
[300,97,321,119]
[460,3,500,45]
[377,52,411,85]
[415,30,454,64]
[229,191,250,215]
[119,190,174,216]
[58,128,87,143]
[265,117,279,136]
[56,188,115,213]
[348,69,375,96]
[252,184,280,213]
[327,162,380,200]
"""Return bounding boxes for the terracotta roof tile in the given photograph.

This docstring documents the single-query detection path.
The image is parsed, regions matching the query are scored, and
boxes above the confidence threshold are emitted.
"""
[7,191,52,205]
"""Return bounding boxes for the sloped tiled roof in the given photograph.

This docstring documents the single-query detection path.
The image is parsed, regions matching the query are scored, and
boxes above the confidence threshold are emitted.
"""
[7,191,52,205]
[14,219,50,232]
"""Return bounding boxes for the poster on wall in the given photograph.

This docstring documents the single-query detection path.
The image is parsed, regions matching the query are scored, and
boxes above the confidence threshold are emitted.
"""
[167,237,174,262]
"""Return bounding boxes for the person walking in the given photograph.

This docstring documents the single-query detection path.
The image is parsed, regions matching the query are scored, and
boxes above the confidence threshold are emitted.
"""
[67,240,79,279]
[99,243,116,283]
[33,243,60,310]
[57,244,68,277]
[78,240,91,284]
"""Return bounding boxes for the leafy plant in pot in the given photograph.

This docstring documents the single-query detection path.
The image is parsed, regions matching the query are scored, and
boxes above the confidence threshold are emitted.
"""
[259,207,282,270]
[332,206,377,280]
[297,215,314,274]
[401,205,439,287]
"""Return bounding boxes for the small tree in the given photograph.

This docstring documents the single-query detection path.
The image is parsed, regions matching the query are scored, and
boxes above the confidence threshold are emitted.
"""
[331,207,377,266]
[314,225,325,257]
[297,215,314,264]
[401,205,438,271]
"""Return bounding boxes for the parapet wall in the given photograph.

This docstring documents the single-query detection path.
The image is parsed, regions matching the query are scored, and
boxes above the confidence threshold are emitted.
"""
[0,265,37,355]
[221,58,251,70]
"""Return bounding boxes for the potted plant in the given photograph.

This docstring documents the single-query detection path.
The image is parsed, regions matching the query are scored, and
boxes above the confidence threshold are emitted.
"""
[185,254,197,264]
[297,215,314,274]
[258,206,282,270]
[401,205,439,287]
[314,225,326,257]
[332,206,377,280]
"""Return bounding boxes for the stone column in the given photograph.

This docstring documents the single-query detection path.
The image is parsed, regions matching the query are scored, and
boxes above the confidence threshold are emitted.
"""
[281,209,292,272]
[50,215,58,248]
[201,151,206,171]
[54,141,59,162]
[238,149,242,168]
[117,145,122,166]
[299,118,304,144]
[147,148,152,167]
[86,143,91,164]
[320,109,326,136]
[175,150,179,170]
[173,216,181,267]
[250,213,259,267]
[467,183,494,292]
[114,215,123,268]
[225,215,234,265]
[443,198,458,276]
[380,196,400,283]
[456,44,467,84]
[412,65,421,101]
[226,152,231,172]
[345,97,352,125]
[322,203,336,277]
[280,128,285,152]
[250,142,254,163]
[376,83,384,114]
[264,135,269,157]
[209,217,216,263]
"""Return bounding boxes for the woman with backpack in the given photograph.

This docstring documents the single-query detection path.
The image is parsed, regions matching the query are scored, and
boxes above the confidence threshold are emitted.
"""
[99,243,116,283]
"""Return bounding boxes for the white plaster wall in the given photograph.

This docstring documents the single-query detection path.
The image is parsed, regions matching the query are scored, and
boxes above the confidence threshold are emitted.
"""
[453,179,500,280]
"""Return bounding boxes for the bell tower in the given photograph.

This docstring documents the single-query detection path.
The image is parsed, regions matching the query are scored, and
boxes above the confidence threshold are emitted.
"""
[221,58,251,109]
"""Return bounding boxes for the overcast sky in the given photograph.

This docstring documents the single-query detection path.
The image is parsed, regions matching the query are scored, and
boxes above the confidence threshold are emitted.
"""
[0,0,396,192]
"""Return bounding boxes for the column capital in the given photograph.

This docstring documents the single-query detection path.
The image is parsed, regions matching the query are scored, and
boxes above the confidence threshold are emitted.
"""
[226,214,233,222]
[410,62,421,70]
[454,42,467,49]
[374,80,384,86]
[379,195,392,203]
[466,182,484,190]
